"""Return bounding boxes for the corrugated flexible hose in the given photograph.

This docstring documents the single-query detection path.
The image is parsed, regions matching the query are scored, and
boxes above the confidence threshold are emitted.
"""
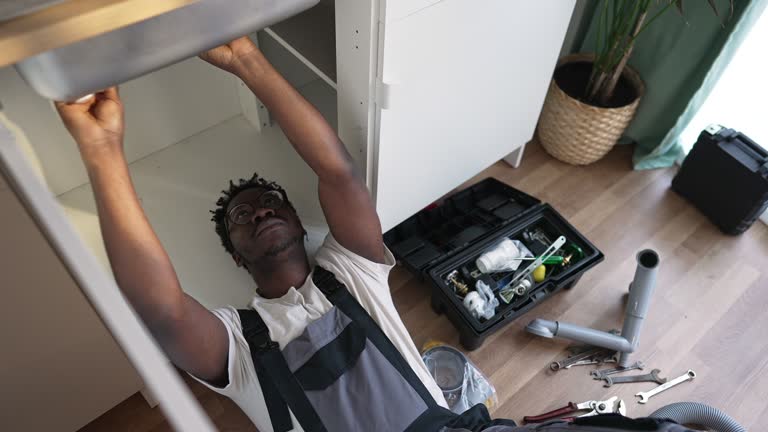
[650,402,746,432]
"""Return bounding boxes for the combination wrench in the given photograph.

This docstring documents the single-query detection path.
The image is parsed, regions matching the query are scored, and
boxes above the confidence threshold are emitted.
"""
[550,348,617,371]
[603,369,666,387]
[592,361,645,379]
[565,357,617,369]
[635,370,696,404]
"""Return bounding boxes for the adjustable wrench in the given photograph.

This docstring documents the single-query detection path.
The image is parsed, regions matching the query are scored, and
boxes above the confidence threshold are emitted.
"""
[603,369,666,387]
[635,370,696,404]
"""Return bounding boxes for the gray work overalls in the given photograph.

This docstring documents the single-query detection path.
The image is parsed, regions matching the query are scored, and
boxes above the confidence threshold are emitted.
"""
[239,267,690,432]
[238,266,500,432]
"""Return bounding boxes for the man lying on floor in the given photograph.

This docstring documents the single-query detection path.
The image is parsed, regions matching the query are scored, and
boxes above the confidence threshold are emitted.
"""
[54,35,693,432]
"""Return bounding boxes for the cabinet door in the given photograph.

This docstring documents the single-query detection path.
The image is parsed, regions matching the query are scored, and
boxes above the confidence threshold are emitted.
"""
[0,167,144,431]
[0,117,216,432]
[374,0,575,231]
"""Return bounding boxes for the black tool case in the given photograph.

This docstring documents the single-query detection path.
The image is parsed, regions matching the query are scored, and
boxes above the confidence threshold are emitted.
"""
[384,178,604,350]
[672,125,768,235]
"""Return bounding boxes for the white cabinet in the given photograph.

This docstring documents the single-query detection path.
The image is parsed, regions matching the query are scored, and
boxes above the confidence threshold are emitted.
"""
[1,0,573,428]
[262,0,576,230]
[372,0,575,229]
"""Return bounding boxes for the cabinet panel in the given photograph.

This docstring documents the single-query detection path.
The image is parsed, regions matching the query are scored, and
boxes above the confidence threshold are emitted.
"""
[1,115,217,432]
[381,0,444,23]
[0,153,143,432]
[335,0,377,178]
[266,0,336,87]
[374,0,575,231]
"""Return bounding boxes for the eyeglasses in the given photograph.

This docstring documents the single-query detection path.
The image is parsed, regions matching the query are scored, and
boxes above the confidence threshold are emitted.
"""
[227,190,285,225]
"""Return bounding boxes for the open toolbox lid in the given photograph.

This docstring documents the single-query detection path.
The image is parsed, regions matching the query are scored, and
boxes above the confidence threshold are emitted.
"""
[384,177,604,335]
[384,178,541,277]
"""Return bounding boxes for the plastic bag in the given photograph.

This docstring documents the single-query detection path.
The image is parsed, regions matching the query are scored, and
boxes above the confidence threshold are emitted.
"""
[476,239,534,273]
[472,280,499,320]
[421,341,498,414]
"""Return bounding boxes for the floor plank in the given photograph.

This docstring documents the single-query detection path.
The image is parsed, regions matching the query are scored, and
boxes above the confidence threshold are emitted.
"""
[79,141,767,430]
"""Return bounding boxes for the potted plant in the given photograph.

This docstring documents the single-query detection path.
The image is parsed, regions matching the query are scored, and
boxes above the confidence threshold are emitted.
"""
[538,0,733,165]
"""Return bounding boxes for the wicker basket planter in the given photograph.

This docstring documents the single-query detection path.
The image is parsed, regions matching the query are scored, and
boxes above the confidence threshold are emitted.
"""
[538,53,645,165]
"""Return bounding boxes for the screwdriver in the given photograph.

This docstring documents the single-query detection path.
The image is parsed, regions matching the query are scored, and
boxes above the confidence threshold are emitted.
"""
[515,255,565,265]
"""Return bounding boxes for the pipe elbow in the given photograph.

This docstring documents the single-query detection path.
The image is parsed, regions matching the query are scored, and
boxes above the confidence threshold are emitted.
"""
[526,319,558,338]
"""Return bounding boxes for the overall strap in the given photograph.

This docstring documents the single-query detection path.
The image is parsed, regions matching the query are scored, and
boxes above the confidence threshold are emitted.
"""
[312,266,441,410]
[237,310,293,432]
[238,310,327,432]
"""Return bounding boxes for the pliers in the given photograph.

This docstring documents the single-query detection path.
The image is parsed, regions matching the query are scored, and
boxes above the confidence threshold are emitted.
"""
[522,396,626,424]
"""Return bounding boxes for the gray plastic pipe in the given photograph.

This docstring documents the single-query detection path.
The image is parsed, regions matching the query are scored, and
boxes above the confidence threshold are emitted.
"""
[651,402,747,432]
[526,249,659,367]
[617,248,659,365]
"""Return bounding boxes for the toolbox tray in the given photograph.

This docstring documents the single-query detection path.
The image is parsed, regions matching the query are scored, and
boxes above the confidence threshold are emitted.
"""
[384,178,604,350]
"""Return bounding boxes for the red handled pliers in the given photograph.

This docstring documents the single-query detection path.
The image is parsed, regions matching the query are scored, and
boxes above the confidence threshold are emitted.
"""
[522,396,626,424]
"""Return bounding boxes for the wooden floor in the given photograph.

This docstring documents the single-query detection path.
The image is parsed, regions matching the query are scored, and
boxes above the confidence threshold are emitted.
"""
[79,141,768,431]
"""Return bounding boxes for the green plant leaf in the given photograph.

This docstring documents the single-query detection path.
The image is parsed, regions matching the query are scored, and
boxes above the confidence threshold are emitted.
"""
[635,1,678,37]
[707,0,737,28]
[588,0,736,105]
[707,0,720,17]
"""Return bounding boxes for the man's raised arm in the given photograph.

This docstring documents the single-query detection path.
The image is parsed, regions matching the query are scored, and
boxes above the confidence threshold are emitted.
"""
[55,89,229,384]
[201,37,385,264]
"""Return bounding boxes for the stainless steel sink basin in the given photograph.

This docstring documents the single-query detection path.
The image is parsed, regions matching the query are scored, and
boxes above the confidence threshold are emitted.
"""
[14,0,319,101]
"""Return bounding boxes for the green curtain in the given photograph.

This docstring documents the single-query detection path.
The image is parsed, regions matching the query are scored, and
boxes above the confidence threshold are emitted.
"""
[578,0,764,170]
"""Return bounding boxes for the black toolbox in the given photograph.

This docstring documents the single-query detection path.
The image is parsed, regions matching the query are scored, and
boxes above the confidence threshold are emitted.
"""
[672,125,768,235]
[384,178,604,350]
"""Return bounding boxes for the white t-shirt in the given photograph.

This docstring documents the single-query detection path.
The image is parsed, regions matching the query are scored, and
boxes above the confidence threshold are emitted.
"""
[191,235,448,431]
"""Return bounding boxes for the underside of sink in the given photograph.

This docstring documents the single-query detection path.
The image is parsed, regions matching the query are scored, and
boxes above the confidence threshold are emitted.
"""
[14,0,320,101]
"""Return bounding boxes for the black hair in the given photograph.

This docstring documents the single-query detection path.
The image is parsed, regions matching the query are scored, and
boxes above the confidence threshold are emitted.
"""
[210,173,295,254]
